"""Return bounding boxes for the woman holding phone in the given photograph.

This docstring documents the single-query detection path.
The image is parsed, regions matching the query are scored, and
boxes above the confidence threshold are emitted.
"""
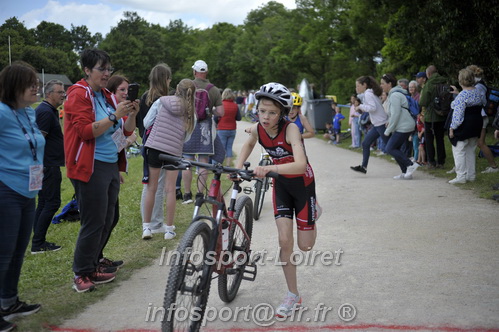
[91,75,138,272]
[64,49,138,293]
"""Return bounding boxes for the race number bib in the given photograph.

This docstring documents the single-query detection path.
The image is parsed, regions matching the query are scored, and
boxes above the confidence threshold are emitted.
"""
[112,130,128,153]
[29,164,44,191]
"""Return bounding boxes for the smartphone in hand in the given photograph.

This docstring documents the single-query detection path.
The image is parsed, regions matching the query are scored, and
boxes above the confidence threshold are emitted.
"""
[127,83,140,101]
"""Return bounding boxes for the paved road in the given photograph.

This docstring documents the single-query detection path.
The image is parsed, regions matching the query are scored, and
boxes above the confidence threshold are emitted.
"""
[59,121,499,332]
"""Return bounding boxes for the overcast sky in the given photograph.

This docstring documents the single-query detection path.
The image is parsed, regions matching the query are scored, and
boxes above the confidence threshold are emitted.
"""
[0,0,297,36]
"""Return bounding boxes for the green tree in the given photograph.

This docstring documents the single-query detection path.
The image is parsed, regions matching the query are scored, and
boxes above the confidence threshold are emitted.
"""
[0,17,36,69]
[327,0,387,102]
[380,0,499,84]
[231,1,293,90]
[33,21,73,53]
[71,24,102,54]
[162,19,196,84]
[100,12,169,88]
[185,23,240,89]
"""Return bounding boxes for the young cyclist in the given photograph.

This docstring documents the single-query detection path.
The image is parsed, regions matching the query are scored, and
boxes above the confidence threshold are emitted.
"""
[285,92,315,139]
[235,82,321,317]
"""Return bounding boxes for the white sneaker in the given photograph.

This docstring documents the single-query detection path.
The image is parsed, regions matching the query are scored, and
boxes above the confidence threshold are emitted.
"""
[276,292,302,318]
[393,174,407,180]
[142,228,152,240]
[446,167,456,174]
[482,167,499,174]
[449,177,466,184]
[164,226,176,240]
[405,162,420,178]
[151,224,167,234]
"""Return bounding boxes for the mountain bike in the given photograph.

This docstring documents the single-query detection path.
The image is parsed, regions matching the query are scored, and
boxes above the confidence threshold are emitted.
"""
[244,150,273,220]
[159,154,277,332]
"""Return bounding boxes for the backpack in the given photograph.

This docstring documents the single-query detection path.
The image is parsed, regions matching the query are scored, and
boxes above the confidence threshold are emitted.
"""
[484,85,499,116]
[194,83,214,121]
[400,93,420,120]
[51,195,80,224]
[433,83,453,117]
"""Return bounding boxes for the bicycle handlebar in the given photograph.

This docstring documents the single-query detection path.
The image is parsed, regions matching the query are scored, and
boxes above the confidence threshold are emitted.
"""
[159,154,279,181]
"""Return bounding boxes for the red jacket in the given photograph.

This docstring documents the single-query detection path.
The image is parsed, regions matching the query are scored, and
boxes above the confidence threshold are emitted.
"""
[218,100,238,130]
[64,79,132,182]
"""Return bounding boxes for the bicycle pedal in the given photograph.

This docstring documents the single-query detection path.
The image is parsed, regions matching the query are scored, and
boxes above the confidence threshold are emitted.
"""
[225,267,240,275]
[242,262,257,282]
[243,187,253,194]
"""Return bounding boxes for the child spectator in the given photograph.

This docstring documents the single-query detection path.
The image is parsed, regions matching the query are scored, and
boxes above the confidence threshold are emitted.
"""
[323,122,335,144]
[332,108,345,144]
[141,79,197,239]
[416,113,426,165]
[349,95,362,148]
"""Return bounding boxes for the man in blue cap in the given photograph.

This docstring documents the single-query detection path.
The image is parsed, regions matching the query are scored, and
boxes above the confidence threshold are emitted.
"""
[415,72,427,90]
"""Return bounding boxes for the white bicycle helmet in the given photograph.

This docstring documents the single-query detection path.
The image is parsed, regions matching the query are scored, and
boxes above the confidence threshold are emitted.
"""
[255,82,293,116]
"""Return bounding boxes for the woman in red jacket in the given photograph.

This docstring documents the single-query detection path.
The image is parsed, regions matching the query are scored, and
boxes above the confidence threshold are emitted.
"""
[64,49,138,293]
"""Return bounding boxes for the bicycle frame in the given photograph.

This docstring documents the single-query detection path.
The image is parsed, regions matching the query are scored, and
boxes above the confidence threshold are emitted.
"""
[191,170,252,275]
[160,155,266,275]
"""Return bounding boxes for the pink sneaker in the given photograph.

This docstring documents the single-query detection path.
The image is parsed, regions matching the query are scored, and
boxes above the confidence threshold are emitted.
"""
[276,292,302,317]
[89,271,115,284]
[73,276,95,293]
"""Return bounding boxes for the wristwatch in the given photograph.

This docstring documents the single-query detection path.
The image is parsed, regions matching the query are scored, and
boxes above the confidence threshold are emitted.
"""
[108,114,118,125]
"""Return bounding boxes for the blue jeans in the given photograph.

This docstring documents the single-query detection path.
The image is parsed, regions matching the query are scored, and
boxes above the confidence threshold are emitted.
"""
[217,130,236,158]
[385,131,413,173]
[0,182,36,307]
[412,132,419,161]
[362,125,389,168]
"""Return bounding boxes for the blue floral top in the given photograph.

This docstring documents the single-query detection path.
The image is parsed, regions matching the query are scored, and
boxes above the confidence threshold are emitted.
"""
[449,89,483,130]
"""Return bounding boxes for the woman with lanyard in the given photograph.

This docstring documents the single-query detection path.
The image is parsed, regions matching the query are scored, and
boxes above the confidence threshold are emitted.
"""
[0,61,44,331]
[64,49,138,293]
[286,92,315,139]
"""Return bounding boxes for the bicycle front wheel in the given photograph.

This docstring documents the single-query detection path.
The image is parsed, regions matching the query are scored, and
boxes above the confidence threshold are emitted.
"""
[162,221,212,332]
[218,195,253,303]
[253,158,272,220]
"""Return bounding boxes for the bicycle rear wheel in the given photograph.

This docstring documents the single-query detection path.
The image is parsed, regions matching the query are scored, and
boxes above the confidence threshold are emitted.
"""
[162,221,212,332]
[218,195,253,303]
[253,158,272,220]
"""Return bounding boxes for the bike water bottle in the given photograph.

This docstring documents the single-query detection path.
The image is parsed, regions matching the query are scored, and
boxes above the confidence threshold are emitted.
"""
[222,220,229,250]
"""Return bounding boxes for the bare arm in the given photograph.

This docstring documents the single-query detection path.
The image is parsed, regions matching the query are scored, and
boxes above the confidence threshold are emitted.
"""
[213,104,225,117]
[299,114,315,139]
[235,124,258,169]
[91,100,136,137]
